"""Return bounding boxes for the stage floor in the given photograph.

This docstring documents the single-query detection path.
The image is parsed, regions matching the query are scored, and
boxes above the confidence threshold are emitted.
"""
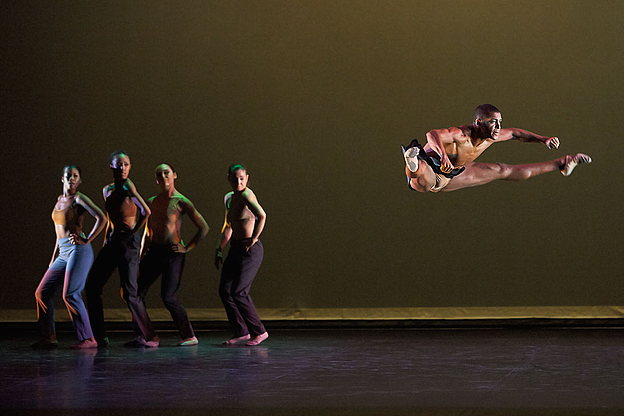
[0,328,622,415]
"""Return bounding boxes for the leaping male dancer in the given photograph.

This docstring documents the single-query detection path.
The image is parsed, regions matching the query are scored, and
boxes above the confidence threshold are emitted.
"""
[403,104,591,193]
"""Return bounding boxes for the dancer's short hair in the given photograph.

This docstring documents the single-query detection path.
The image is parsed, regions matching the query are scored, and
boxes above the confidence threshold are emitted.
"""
[63,165,82,176]
[228,163,246,177]
[110,150,130,163]
[157,163,176,174]
[473,104,501,122]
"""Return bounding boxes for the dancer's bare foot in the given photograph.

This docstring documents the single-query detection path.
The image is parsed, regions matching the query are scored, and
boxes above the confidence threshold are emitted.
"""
[403,146,421,173]
[222,334,251,345]
[144,336,160,348]
[31,337,58,349]
[124,335,159,348]
[71,338,98,349]
[178,336,198,346]
[96,337,110,348]
[246,332,269,346]
[561,153,592,176]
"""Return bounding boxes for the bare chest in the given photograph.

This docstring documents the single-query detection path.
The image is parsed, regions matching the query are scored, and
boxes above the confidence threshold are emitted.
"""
[105,188,135,215]
[151,197,182,225]
[227,196,254,222]
[453,141,491,165]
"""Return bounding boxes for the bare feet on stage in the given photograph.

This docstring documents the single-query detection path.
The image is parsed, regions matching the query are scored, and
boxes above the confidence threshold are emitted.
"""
[71,338,98,349]
[222,334,251,345]
[246,332,269,346]
[96,337,110,348]
[31,337,58,349]
[143,336,160,348]
[124,336,160,348]
[178,337,199,346]
[561,153,592,176]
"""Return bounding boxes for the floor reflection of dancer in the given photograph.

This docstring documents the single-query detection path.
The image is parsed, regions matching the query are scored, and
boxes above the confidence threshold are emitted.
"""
[403,104,592,193]
[133,164,209,347]
[215,164,269,346]
[85,151,153,348]
[33,165,107,349]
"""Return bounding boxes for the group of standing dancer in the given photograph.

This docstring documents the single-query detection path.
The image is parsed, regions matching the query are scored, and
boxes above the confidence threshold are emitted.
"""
[33,151,269,349]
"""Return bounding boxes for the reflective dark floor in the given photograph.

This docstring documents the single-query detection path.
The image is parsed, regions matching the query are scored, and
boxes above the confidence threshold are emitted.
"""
[0,327,622,415]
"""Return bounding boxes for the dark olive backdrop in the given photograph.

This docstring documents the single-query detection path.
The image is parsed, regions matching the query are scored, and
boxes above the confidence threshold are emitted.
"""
[1,0,622,313]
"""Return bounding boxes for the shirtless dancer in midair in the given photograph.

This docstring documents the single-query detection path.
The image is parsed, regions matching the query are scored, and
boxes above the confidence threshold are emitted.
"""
[403,104,592,193]
[133,163,209,346]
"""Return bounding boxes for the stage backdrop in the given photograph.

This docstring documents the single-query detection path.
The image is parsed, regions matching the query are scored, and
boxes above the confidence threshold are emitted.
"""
[1,0,622,322]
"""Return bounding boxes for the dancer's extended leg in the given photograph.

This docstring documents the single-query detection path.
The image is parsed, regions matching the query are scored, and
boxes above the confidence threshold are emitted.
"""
[443,153,592,192]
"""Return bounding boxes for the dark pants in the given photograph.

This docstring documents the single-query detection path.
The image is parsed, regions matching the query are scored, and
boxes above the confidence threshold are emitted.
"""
[219,240,265,337]
[35,238,94,341]
[136,244,194,340]
[85,232,156,342]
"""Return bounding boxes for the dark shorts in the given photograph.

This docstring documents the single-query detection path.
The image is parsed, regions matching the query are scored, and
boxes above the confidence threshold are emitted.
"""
[405,138,465,179]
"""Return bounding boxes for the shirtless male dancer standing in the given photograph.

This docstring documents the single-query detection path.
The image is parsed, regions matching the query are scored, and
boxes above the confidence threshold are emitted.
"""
[132,164,209,347]
[85,151,153,347]
[403,104,592,193]
[215,164,269,346]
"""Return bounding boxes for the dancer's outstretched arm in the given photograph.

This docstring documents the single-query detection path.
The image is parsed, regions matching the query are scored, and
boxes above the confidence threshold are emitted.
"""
[497,128,559,149]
